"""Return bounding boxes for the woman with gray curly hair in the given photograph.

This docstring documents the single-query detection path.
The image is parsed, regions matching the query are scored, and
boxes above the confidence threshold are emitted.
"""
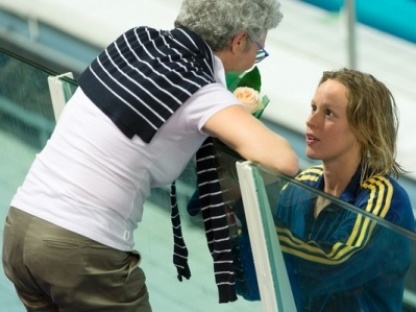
[175,0,283,51]
[2,0,297,311]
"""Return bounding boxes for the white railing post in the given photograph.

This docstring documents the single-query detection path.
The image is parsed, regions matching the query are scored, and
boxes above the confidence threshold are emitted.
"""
[47,72,74,122]
[236,161,296,312]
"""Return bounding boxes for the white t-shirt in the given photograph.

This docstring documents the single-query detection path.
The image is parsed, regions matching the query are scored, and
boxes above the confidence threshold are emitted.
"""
[11,56,242,251]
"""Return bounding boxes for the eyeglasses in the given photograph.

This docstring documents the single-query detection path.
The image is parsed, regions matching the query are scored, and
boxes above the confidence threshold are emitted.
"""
[253,41,269,64]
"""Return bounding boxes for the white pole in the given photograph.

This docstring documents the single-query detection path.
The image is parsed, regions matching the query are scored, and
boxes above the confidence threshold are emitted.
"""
[345,0,357,69]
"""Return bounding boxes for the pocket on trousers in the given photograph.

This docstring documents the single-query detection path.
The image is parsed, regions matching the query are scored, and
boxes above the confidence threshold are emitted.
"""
[123,253,142,283]
[123,253,147,301]
[42,237,80,249]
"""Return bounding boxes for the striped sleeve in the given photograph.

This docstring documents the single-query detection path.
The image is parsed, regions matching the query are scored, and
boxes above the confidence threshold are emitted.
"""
[196,138,237,303]
[78,26,215,143]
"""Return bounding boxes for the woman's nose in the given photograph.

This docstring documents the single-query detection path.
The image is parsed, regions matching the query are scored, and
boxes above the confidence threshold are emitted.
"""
[306,113,316,128]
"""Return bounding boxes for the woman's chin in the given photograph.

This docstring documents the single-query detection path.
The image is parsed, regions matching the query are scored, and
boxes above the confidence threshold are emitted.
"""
[306,150,320,160]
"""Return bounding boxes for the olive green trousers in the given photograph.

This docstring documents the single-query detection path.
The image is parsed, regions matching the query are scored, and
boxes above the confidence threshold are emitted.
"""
[2,207,152,312]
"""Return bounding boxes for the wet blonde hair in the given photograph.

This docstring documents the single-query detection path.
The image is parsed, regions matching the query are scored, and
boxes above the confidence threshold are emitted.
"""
[319,68,406,180]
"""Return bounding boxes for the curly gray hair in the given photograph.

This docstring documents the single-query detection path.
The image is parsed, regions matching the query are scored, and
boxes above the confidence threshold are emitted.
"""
[174,0,283,51]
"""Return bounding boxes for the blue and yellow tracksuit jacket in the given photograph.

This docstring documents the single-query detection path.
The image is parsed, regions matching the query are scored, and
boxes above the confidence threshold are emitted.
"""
[274,165,415,312]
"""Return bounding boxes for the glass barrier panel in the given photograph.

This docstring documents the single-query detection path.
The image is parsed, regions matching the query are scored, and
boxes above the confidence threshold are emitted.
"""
[0,47,60,310]
[0,47,57,151]
[245,161,416,312]
[215,141,296,311]
[142,159,264,311]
